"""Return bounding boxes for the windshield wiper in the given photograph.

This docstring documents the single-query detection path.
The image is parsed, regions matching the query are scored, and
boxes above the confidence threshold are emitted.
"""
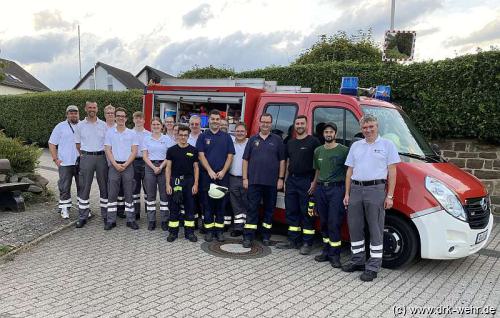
[399,152,441,163]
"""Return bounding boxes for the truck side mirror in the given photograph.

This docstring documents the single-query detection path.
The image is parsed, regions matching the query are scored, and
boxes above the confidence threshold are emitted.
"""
[431,143,441,155]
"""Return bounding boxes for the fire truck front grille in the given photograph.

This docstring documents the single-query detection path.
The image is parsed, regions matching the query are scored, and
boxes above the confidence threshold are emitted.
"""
[464,197,491,230]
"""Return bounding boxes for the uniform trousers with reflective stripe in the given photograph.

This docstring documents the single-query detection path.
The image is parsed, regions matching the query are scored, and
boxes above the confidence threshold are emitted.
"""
[347,183,386,272]
[169,175,195,237]
[133,158,146,216]
[315,183,345,258]
[144,162,168,223]
[285,175,315,246]
[200,171,228,234]
[77,154,108,222]
[244,184,277,241]
[58,165,80,211]
[107,164,135,224]
[229,175,248,231]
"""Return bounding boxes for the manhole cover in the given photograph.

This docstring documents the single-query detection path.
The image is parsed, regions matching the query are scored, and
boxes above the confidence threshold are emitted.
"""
[201,238,272,259]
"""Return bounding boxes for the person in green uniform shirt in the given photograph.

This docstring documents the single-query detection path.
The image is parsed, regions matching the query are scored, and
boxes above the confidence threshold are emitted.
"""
[312,122,349,268]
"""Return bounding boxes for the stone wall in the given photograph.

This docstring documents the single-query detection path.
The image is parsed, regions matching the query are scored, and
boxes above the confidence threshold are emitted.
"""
[433,139,500,215]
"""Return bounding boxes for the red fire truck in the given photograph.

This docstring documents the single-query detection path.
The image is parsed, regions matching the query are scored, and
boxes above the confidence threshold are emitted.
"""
[143,77,493,268]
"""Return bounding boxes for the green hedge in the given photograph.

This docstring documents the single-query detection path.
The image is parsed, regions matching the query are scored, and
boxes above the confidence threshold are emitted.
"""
[0,90,143,146]
[0,131,42,172]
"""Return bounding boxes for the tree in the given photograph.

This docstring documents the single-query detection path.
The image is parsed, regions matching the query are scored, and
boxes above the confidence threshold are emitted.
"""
[293,30,382,65]
[179,65,236,79]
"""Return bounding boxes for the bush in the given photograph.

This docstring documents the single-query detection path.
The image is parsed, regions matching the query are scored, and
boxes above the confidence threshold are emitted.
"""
[0,90,143,146]
[0,131,42,172]
[179,65,236,79]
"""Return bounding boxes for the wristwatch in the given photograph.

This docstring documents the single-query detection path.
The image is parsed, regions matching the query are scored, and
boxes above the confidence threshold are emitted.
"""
[279,177,285,180]
[387,195,394,199]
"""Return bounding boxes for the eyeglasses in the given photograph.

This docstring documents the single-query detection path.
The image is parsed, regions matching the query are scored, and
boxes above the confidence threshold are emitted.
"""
[260,121,272,124]
[190,123,200,126]
[178,134,189,138]
[116,115,126,118]
[105,112,114,115]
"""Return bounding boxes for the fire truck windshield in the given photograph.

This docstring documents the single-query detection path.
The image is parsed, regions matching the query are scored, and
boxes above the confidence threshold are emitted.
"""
[361,105,436,159]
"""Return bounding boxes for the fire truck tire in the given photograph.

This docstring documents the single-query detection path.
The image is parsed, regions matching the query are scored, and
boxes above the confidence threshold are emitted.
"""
[382,213,419,269]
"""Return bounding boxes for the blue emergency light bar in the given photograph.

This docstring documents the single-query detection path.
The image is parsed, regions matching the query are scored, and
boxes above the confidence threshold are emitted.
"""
[375,85,391,101]
[340,77,358,96]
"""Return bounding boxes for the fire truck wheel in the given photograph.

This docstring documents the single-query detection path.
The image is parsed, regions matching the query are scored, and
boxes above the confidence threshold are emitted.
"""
[382,213,419,269]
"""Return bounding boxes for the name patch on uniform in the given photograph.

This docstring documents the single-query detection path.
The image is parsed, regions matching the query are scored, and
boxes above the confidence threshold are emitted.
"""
[206,139,211,145]
[254,140,260,147]
[186,152,193,157]
[374,149,385,154]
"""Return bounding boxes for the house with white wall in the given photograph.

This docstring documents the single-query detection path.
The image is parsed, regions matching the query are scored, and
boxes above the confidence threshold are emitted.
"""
[0,58,50,95]
[73,62,144,91]
[136,65,174,85]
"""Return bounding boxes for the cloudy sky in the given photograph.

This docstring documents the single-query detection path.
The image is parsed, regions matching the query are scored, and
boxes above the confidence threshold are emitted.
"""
[1,0,499,90]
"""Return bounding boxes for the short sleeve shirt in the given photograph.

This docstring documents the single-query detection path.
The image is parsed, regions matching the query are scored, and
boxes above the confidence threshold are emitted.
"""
[286,135,321,176]
[229,139,248,177]
[345,136,401,181]
[142,134,174,161]
[196,130,235,172]
[188,133,201,147]
[104,128,139,162]
[48,121,79,166]
[313,144,349,182]
[243,133,285,186]
[133,129,152,158]
[167,144,199,177]
[74,118,107,151]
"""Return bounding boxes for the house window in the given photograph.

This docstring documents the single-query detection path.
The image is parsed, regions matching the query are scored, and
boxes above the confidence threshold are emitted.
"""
[107,75,113,91]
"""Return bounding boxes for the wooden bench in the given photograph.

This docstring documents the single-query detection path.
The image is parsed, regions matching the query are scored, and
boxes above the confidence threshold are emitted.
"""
[0,182,31,212]
[0,159,31,212]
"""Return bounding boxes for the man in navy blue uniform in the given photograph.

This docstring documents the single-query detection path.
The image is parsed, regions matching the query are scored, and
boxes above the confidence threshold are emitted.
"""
[196,110,235,242]
[242,113,286,248]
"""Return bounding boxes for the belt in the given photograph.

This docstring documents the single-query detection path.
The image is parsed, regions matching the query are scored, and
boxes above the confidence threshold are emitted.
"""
[151,160,164,164]
[81,150,104,155]
[317,181,344,187]
[352,179,386,186]
[134,157,143,161]
[115,161,126,164]
[229,174,242,178]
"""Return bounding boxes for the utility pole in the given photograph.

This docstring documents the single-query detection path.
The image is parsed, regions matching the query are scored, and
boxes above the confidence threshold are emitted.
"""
[78,25,82,79]
[390,0,395,30]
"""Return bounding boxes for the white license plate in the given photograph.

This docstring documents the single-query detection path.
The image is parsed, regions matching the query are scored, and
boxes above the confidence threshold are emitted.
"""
[475,230,488,244]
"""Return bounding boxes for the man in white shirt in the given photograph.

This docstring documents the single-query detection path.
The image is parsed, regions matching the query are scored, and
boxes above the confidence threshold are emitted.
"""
[188,114,203,228]
[104,107,139,230]
[187,115,202,147]
[228,122,248,237]
[48,105,80,219]
[342,114,400,282]
[132,111,151,220]
[74,101,109,228]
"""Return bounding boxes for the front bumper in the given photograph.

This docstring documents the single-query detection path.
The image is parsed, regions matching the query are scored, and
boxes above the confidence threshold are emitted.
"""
[412,209,494,260]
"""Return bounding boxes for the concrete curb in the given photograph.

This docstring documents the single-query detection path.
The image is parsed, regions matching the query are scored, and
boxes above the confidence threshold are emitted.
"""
[0,220,77,264]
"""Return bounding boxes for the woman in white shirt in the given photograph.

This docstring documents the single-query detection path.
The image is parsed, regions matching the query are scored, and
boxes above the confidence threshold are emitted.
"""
[143,117,175,231]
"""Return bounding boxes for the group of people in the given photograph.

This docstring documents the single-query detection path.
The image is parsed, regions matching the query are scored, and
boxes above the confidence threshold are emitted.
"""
[49,101,399,282]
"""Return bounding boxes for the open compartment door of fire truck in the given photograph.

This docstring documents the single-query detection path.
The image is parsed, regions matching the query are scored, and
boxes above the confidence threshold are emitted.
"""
[142,78,272,133]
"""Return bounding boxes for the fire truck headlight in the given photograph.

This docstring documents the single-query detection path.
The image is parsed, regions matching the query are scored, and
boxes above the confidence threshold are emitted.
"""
[425,176,467,222]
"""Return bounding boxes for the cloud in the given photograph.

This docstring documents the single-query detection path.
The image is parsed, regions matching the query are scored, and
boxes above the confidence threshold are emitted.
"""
[183,4,214,28]
[445,16,500,47]
[33,10,75,31]
[154,31,302,74]
[0,33,77,64]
